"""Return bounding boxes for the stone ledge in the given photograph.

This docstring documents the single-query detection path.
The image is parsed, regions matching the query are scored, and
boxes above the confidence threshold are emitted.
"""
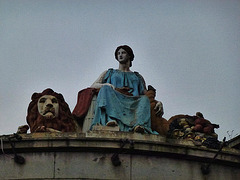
[1,131,240,180]
[1,131,240,167]
[92,124,120,131]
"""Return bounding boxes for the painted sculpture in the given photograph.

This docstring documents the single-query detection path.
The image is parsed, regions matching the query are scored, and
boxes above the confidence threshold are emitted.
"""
[167,112,220,148]
[145,85,169,135]
[73,45,165,134]
[26,88,77,133]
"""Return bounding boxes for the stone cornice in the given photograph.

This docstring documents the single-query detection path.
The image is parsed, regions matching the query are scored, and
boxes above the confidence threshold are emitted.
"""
[1,131,240,167]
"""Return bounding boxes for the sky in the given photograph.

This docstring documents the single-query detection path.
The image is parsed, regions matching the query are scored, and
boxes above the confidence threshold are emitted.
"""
[0,0,239,141]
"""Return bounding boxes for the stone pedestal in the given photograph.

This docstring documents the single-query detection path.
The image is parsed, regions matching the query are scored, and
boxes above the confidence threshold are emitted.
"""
[0,132,239,179]
[92,124,120,131]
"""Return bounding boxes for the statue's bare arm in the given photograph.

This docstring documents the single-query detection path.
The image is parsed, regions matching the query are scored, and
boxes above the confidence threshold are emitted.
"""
[90,70,115,89]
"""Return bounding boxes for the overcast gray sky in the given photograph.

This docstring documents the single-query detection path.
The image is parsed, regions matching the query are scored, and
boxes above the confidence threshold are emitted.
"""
[0,0,239,140]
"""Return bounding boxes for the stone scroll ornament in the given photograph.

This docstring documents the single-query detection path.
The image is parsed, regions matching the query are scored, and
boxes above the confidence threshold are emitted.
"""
[21,88,78,133]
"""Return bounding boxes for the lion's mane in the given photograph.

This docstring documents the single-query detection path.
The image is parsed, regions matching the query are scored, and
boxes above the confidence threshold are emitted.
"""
[26,88,77,133]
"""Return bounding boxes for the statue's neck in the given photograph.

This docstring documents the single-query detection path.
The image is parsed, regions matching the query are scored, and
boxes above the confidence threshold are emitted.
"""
[118,61,131,72]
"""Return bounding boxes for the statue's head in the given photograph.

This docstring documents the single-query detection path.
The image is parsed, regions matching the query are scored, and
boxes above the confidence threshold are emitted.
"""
[115,45,134,67]
[26,88,77,133]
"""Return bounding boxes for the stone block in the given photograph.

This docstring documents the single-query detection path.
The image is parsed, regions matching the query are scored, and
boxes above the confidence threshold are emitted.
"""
[0,152,54,179]
[92,125,120,131]
[55,152,130,179]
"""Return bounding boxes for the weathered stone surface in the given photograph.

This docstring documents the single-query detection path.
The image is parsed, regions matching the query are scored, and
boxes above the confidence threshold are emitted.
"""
[55,152,130,179]
[0,152,55,179]
[0,132,239,179]
[92,124,120,131]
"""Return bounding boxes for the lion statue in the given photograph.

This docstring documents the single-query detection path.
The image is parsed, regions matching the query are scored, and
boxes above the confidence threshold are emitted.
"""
[25,88,78,133]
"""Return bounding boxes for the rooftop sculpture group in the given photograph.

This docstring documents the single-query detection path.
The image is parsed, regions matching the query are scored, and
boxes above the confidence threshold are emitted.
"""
[19,45,219,148]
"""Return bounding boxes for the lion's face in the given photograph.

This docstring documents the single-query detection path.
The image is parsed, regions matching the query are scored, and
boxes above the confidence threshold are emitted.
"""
[37,95,59,119]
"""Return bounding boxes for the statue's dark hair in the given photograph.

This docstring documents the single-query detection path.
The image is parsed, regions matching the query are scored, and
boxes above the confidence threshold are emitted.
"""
[114,45,134,67]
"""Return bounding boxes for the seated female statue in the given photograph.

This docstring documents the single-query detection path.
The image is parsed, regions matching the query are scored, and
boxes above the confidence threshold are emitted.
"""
[90,45,163,133]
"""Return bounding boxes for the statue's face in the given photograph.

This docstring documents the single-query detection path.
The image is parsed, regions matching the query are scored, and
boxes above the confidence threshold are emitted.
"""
[117,48,130,64]
[37,95,59,119]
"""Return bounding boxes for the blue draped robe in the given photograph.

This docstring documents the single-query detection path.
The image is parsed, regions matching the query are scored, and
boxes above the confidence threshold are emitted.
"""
[90,69,155,133]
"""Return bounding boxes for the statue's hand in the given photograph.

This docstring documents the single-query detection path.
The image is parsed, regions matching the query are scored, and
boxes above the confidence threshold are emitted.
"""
[154,101,164,117]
